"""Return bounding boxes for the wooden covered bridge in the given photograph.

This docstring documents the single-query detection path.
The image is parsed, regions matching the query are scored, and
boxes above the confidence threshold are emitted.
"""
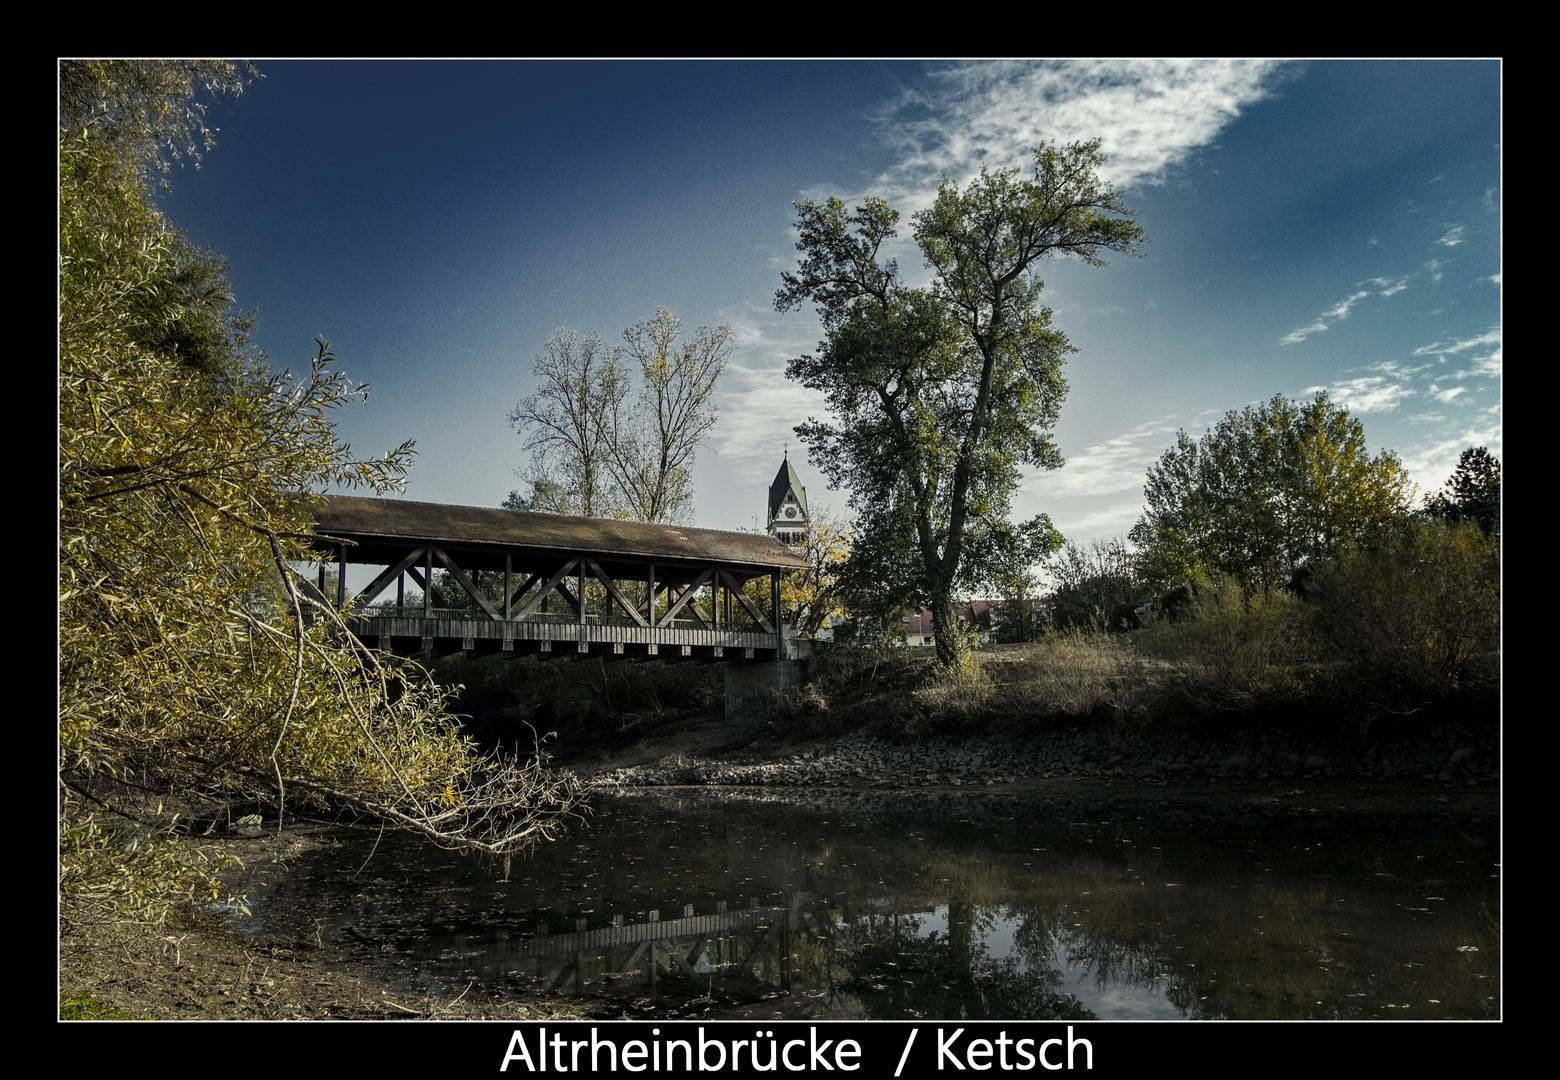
[309,495,811,667]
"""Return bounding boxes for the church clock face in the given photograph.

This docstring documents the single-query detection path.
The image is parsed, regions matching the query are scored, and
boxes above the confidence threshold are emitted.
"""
[785,506,798,518]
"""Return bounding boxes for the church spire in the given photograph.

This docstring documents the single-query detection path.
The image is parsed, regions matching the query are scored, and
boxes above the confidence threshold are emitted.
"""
[767,454,809,543]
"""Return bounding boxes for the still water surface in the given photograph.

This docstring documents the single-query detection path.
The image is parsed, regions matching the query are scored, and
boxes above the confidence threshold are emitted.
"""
[235,789,1499,1020]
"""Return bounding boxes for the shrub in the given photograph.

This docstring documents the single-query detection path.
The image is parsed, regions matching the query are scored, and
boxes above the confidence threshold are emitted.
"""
[1309,519,1499,708]
[997,630,1155,723]
[1136,576,1310,715]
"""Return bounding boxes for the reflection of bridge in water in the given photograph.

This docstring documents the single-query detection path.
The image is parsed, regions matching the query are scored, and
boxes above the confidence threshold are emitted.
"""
[416,897,800,998]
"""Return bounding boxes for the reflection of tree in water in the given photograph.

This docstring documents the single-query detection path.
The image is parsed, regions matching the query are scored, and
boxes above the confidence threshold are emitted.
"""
[818,898,1093,1020]
[1015,912,1167,998]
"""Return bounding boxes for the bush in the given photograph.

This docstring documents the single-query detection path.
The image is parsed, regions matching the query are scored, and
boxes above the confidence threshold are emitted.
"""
[997,630,1156,724]
[1309,519,1499,709]
[1136,576,1310,715]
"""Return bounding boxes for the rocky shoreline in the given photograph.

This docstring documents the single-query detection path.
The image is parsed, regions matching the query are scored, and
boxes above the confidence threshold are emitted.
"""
[587,721,1499,794]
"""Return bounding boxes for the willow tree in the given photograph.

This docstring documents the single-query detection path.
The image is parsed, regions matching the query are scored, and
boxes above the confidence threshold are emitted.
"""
[776,141,1145,668]
[60,61,581,929]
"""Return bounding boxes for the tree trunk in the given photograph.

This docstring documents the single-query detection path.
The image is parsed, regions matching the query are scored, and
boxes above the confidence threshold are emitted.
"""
[929,588,970,672]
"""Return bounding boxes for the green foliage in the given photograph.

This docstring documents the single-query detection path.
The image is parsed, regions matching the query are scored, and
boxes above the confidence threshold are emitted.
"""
[1309,519,1499,710]
[60,991,138,1021]
[992,569,1043,644]
[1132,393,1414,592]
[777,141,1142,668]
[1424,446,1501,538]
[60,61,582,931]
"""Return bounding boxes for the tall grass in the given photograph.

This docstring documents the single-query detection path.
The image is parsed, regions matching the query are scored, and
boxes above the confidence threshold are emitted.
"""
[1134,577,1309,716]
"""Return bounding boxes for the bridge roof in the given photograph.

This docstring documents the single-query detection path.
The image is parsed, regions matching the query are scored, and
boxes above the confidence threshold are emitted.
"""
[312,495,810,577]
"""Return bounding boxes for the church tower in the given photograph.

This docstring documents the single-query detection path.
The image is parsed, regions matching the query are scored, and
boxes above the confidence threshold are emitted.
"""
[767,453,809,544]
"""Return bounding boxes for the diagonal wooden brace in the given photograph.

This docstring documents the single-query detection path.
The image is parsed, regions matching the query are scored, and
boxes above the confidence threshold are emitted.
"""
[586,558,650,627]
[350,547,427,609]
[656,569,713,627]
[432,547,502,621]
[719,570,774,634]
[513,559,581,621]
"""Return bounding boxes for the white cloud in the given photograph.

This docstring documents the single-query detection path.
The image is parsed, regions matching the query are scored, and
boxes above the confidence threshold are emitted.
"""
[1431,385,1467,403]
[1281,320,1330,345]
[876,59,1291,201]
[1321,376,1414,413]
[1400,424,1502,493]
[1041,417,1183,497]
[1370,276,1409,296]
[1411,326,1502,363]
[1435,225,1465,247]
[1282,287,1382,345]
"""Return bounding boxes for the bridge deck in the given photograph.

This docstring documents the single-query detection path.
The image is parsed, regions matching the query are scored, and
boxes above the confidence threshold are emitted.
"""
[310,495,810,663]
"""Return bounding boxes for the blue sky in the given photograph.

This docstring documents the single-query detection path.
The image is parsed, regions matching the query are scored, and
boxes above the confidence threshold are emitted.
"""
[159,59,1501,557]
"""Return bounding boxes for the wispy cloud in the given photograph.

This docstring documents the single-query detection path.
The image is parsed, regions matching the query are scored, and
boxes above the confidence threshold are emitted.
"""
[875,59,1291,203]
[1282,286,1384,345]
[1435,224,1465,247]
[1410,326,1502,379]
[1042,417,1183,497]
[1309,376,1414,413]
[1431,385,1467,404]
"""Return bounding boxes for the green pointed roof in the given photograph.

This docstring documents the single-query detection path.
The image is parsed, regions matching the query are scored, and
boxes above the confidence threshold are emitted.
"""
[769,455,808,521]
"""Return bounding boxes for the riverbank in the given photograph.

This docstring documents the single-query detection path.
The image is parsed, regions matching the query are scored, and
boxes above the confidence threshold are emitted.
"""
[61,696,1498,1020]
[576,702,1499,819]
[58,820,596,1022]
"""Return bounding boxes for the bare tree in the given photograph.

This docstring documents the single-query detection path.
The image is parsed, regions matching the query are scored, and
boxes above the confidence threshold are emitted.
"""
[506,329,626,518]
[609,310,733,524]
[510,311,731,524]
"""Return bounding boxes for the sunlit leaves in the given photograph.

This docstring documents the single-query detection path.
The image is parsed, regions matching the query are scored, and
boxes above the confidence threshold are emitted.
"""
[1132,394,1415,592]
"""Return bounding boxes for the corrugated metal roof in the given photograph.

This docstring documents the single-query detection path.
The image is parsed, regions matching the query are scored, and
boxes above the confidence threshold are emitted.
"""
[313,495,810,573]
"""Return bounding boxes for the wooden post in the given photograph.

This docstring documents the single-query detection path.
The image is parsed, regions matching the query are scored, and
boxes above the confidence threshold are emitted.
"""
[504,552,512,621]
[337,545,347,609]
[648,564,657,626]
[771,572,782,647]
[423,547,432,618]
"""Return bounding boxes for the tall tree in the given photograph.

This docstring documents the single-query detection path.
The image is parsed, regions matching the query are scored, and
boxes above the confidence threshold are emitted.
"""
[1131,393,1414,592]
[1424,446,1501,538]
[610,309,732,524]
[776,141,1145,668]
[506,328,625,518]
[60,61,581,929]
[508,310,731,524]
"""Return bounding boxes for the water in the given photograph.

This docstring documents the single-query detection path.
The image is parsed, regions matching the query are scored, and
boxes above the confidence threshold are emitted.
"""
[230,788,1499,1020]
